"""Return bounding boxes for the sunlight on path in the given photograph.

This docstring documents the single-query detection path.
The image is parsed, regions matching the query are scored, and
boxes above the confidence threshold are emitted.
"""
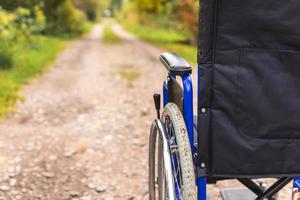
[89,24,103,40]
[112,24,135,41]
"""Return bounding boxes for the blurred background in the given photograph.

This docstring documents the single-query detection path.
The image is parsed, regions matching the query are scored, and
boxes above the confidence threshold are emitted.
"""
[0,1,203,200]
[0,0,198,116]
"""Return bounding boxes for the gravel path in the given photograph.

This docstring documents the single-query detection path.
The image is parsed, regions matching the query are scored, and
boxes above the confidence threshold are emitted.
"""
[0,23,166,200]
[0,24,294,200]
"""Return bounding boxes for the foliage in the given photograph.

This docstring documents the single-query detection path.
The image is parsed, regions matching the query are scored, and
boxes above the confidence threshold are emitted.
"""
[0,8,14,41]
[0,7,14,69]
[0,6,47,70]
[0,5,46,39]
[0,0,100,35]
[14,6,46,39]
[53,0,87,35]
[73,0,100,21]
[0,36,66,116]
[176,0,199,43]
[0,1,39,11]
[119,0,199,44]
[0,40,13,70]
[111,0,123,14]
[125,24,197,64]
[0,4,67,116]
[32,5,47,33]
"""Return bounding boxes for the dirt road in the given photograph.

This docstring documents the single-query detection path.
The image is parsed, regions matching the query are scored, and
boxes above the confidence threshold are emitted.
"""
[0,24,168,200]
[0,24,293,200]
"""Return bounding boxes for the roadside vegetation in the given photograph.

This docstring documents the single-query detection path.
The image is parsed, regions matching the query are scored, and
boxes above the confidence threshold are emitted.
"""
[118,64,142,87]
[0,0,199,116]
[0,0,109,116]
[124,24,197,64]
[115,0,198,64]
[103,26,122,44]
[0,36,65,115]
[118,69,142,87]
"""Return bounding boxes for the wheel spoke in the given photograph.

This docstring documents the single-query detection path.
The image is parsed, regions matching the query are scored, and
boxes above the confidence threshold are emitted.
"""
[164,116,184,199]
[150,104,196,200]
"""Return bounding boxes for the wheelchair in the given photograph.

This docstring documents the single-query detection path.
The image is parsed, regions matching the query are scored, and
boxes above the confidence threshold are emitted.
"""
[148,1,300,199]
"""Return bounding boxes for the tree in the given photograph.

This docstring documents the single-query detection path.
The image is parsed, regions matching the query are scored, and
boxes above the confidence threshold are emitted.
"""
[73,0,102,21]
[111,0,122,13]
[179,0,198,43]
[119,0,199,44]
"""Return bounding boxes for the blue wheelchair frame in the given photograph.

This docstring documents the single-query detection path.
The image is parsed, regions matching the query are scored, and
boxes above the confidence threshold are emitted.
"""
[162,65,206,200]
[162,64,300,200]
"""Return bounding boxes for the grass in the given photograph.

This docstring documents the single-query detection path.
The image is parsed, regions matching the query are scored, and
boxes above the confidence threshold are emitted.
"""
[119,69,142,82]
[118,63,142,87]
[124,24,197,65]
[102,26,122,44]
[0,36,66,116]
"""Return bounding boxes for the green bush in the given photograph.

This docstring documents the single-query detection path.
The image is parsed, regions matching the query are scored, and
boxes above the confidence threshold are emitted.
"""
[0,35,66,116]
[0,0,93,36]
[0,4,70,116]
[119,0,199,44]
[0,40,13,70]
[73,0,101,21]
[0,5,46,40]
[52,0,87,35]
[0,7,16,70]
[0,6,47,70]
[32,5,46,34]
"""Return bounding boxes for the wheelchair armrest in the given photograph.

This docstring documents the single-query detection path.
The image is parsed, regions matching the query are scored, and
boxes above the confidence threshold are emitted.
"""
[159,52,192,76]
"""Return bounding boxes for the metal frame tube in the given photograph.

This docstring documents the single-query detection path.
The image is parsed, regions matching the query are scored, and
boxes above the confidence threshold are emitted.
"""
[182,74,194,154]
[163,71,204,199]
[238,179,265,196]
[256,178,293,200]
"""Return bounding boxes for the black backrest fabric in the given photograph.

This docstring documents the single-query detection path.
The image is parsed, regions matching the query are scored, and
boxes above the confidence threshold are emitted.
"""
[198,0,300,177]
[198,0,300,62]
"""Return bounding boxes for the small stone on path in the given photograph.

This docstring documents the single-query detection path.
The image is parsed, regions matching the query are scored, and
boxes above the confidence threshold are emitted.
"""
[0,185,10,191]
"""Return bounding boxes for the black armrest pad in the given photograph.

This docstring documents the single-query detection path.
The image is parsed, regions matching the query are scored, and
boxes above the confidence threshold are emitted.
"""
[159,52,192,76]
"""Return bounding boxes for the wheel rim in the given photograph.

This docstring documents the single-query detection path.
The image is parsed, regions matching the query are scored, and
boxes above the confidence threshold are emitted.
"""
[164,116,184,200]
[149,119,176,200]
[149,123,157,200]
[150,104,197,200]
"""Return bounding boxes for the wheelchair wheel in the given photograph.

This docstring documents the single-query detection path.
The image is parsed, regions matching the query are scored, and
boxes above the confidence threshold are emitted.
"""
[149,103,196,200]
